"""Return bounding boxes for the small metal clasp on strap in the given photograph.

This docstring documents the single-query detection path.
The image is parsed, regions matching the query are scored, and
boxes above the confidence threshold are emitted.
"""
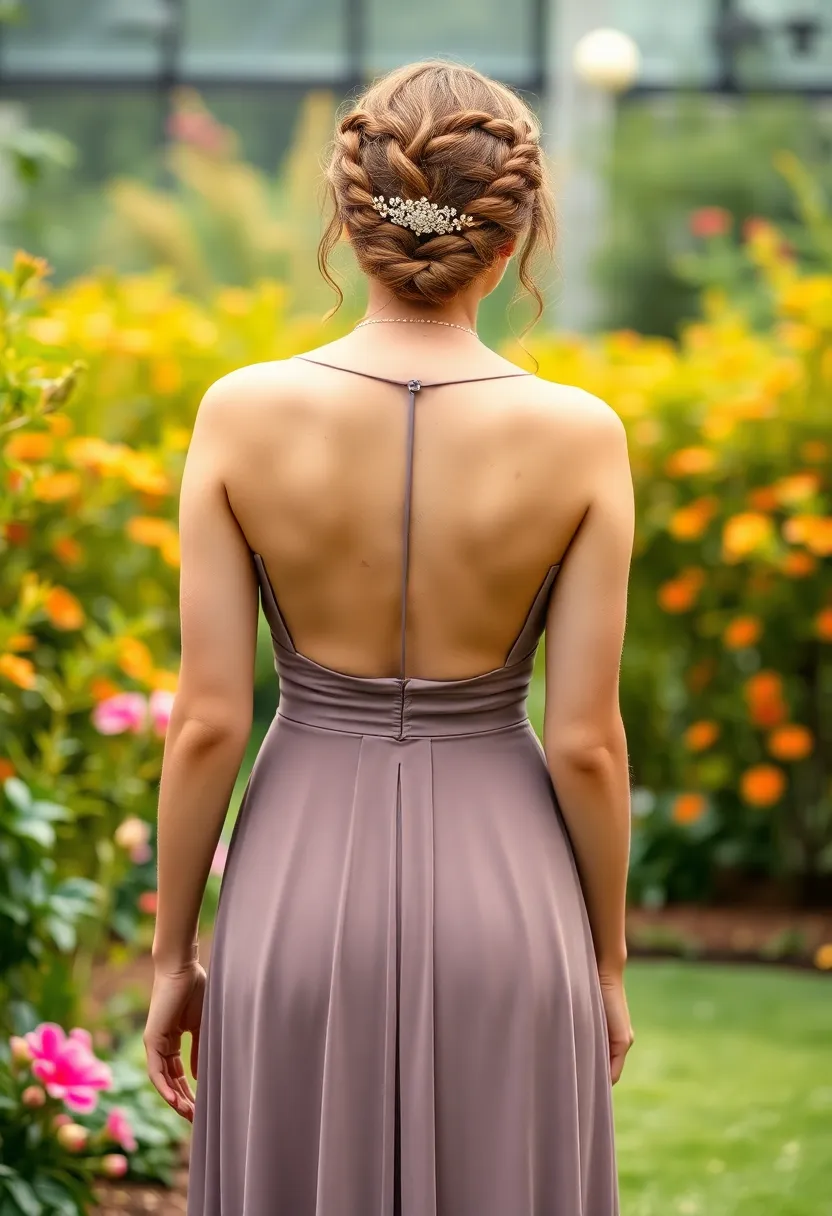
[407,379,422,393]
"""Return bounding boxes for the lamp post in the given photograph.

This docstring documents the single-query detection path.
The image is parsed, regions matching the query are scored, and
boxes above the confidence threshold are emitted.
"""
[545,9,640,332]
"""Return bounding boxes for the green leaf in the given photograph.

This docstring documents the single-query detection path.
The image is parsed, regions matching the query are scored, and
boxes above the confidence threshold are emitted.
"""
[3,1175,41,1216]
[32,1175,81,1216]
[28,801,71,823]
[0,896,27,925]
[2,778,31,815]
[46,917,76,953]
[11,818,54,849]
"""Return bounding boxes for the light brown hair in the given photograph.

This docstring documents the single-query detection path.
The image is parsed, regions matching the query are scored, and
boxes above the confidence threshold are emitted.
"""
[318,60,555,323]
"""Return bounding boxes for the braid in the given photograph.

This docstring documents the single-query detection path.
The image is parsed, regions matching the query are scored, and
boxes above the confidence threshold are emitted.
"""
[319,61,555,315]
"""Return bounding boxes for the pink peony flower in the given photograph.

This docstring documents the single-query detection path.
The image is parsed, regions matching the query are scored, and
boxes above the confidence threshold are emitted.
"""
[105,1106,138,1152]
[100,1153,129,1178]
[24,1023,113,1114]
[149,689,175,737]
[56,1122,89,1152]
[92,692,148,736]
[130,840,153,864]
[21,1085,46,1107]
[210,841,228,877]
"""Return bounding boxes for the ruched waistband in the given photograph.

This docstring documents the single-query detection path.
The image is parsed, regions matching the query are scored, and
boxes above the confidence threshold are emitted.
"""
[274,647,536,740]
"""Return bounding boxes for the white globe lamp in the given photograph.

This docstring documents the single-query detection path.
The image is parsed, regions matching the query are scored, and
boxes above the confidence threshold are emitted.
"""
[572,27,641,93]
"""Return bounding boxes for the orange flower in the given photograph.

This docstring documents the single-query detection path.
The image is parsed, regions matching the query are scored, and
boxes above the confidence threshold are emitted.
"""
[7,469,25,493]
[118,453,169,496]
[740,764,786,807]
[0,653,36,690]
[151,359,182,395]
[150,669,179,693]
[744,671,787,728]
[748,487,779,512]
[44,413,72,438]
[126,516,177,547]
[53,535,83,566]
[723,616,762,650]
[137,889,158,916]
[658,578,696,613]
[0,758,15,781]
[65,436,124,473]
[782,514,832,555]
[671,793,707,825]
[4,431,54,461]
[117,638,155,683]
[722,512,774,561]
[668,497,718,541]
[44,586,85,631]
[767,724,814,762]
[7,633,35,652]
[773,473,821,506]
[814,608,832,642]
[782,551,816,578]
[815,943,832,971]
[683,721,720,752]
[665,447,716,478]
[90,676,122,702]
[32,471,81,503]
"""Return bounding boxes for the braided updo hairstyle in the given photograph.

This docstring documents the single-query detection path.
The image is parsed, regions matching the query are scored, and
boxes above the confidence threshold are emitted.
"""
[318,60,555,321]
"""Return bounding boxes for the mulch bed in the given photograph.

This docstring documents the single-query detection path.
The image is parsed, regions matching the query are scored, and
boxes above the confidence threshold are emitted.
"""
[86,903,831,1211]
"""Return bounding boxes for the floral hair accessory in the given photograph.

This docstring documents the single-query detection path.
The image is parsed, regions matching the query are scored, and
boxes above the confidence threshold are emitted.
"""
[371,194,476,236]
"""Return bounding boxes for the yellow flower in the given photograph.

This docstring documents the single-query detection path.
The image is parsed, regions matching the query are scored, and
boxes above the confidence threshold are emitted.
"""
[0,653,36,689]
[773,473,820,506]
[740,765,786,808]
[7,633,35,652]
[815,943,832,971]
[28,317,67,345]
[783,515,832,556]
[117,452,169,496]
[723,616,762,650]
[150,669,179,693]
[65,436,125,473]
[117,638,155,683]
[31,471,81,503]
[126,516,177,548]
[44,587,85,631]
[151,359,183,395]
[161,532,180,567]
[4,431,54,461]
[683,721,720,752]
[722,512,774,561]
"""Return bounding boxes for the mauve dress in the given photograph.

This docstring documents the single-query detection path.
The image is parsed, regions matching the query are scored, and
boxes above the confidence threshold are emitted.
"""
[186,360,620,1215]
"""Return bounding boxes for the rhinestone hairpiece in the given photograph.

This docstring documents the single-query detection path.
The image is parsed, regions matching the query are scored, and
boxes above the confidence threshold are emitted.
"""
[371,194,475,236]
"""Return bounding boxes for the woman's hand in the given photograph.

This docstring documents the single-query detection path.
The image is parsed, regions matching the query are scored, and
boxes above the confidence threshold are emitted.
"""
[143,960,207,1122]
[598,968,634,1085]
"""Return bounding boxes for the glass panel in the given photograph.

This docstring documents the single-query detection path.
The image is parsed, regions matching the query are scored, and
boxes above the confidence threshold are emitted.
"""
[738,0,832,87]
[180,0,348,80]
[2,0,165,77]
[363,0,537,84]
[612,0,714,87]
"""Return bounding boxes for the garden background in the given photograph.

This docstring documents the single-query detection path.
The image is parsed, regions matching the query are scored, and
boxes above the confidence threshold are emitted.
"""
[0,2,830,1213]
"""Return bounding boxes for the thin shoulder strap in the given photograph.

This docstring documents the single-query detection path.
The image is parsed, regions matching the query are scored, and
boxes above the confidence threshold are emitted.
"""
[294,354,532,679]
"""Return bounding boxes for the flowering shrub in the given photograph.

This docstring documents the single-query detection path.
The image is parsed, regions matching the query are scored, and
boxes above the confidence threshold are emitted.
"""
[1,1025,183,1212]
[518,213,832,907]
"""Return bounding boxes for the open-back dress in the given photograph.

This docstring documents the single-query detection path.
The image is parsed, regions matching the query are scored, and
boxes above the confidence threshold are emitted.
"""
[186,360,620,1215]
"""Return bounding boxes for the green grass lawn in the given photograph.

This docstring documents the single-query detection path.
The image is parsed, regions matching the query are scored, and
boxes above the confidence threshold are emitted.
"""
[617,962,831,1216]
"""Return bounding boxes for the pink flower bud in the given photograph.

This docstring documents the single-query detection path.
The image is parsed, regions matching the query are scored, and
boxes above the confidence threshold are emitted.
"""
[100,1153,129,1178]
[105,1106,138,1152]
[52,1112,72,1129]
[149,689,174,737]
[137,889,158,915]
[21,1085,46,1107]
[56,1122,89,1152]
[9,1035,33,1064]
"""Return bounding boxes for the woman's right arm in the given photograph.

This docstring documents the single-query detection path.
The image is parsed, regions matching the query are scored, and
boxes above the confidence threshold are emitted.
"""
[541,401,635,1082]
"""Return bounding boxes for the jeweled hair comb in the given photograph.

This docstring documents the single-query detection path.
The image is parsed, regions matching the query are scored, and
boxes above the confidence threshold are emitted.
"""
[371,194,475,236]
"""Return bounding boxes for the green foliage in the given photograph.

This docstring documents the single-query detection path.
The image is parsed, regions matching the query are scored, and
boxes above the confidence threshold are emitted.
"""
[598,94,832,335]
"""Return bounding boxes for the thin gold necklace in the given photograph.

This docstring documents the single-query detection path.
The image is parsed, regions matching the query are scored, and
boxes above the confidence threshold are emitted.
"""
[354,317,478,337]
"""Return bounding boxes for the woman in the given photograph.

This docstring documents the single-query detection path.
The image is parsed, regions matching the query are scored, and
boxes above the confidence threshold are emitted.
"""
[145,59,634,1215]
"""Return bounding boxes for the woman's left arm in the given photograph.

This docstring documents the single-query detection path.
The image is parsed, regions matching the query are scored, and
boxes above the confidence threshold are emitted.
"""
[145,377,259,1118]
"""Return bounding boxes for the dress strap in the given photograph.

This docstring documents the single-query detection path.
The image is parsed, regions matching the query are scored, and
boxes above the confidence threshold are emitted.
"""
[293,356,532,390]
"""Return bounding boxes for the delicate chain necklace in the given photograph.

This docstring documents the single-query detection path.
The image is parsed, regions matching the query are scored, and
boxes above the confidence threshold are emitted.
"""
[354,317,478,337]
